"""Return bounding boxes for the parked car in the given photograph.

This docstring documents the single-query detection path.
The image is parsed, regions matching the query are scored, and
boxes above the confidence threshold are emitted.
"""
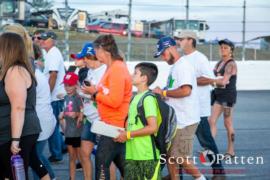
[86,21,143,37]
[96,22,128,36]
[25,15,48,28]
[132,30,143,38]
[86,21,105,33]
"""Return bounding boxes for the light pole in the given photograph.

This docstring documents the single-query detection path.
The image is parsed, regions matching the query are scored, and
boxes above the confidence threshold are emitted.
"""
[242,0,246,61]
[64,0,70,62]
[127,0,132,61]
[185,0,189,29]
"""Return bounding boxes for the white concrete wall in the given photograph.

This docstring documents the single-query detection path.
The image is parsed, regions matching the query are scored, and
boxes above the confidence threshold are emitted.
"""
[65,60,270,90]
[128,61,270,91]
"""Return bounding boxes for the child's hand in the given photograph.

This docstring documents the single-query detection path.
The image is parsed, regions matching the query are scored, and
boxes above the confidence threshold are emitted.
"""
[115,130,127,143]
[76,119,82,128]
[77,114,83,128]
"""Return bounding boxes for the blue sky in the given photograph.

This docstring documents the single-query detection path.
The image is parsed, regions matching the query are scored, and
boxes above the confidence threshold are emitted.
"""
[53,0,270,42]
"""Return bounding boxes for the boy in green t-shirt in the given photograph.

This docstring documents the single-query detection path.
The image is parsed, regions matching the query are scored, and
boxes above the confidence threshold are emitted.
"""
[115,62,161,180]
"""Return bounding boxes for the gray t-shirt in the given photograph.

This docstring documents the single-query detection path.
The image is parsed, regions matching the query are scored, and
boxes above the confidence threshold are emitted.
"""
[63,94,83,137]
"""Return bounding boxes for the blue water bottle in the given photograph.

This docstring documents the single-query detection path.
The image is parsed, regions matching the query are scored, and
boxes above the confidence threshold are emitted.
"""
[11,155,26,180]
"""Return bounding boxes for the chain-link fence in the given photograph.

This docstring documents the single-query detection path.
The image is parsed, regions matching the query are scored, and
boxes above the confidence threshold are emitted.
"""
[56,36,270,62]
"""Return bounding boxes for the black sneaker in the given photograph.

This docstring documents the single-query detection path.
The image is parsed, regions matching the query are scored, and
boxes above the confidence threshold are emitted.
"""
[76,162,82,171]
[48,156,63,163]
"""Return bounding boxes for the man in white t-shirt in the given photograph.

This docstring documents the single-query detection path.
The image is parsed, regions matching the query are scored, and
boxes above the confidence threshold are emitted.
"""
[153,37,206,180]
[174,30,226,178]
[40,31,66,162]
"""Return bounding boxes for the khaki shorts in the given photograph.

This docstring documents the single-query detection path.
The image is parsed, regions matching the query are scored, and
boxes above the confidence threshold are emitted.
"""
[168,123,198,158]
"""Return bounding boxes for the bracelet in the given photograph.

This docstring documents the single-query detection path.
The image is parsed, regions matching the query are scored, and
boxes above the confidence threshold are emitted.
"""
[162,90,167,97]
[126,131,131,140]
[11,138,20,142]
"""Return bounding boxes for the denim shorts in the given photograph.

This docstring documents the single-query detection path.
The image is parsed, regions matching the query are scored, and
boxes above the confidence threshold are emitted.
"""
[81,120,96,144]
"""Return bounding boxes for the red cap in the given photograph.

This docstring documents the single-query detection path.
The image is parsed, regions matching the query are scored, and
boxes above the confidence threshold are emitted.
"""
[63,72,79,86]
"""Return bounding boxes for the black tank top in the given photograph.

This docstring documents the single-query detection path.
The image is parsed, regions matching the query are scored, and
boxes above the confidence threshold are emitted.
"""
[213,59,237,104]
[0,67,41,145]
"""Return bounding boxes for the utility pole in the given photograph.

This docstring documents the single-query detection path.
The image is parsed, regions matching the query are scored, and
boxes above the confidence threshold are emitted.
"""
[18,0,25,22]
[64,0,70,62]
[185,0,189,29]
[242,0,246,61]
[148,22,151,38]
[172,18,175,36]
[127,0,132,61]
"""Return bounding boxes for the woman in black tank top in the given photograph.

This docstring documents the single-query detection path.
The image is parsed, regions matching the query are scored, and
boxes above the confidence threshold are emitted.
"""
[209,39,237,159]
[0,33,48,179]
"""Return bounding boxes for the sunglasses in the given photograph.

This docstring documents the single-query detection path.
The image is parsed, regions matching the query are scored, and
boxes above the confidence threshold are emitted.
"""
[174,37,185,41]
[32,36,42,41]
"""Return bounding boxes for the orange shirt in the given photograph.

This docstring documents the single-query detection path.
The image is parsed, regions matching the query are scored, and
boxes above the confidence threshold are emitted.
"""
[96,60,132,128]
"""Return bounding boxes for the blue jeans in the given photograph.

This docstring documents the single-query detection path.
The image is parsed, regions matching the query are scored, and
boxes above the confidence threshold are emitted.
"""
[32,140,55,179]
[48,100,64,160]
[196,117,225,174]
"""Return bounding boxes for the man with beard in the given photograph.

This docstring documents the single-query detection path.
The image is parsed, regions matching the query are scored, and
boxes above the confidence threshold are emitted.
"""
[153,37,206,180]
[174,31,226,180]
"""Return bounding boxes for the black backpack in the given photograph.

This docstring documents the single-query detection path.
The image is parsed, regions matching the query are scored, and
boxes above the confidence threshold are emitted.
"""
[135,91,177,162]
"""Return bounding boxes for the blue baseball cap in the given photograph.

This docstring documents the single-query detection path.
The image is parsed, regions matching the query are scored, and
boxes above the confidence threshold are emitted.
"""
[70,43,95,60]
[218,39,235,51]
[154,37,176,58]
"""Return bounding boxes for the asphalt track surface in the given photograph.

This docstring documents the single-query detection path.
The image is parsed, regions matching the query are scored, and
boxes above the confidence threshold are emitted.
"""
[29,91,270,180]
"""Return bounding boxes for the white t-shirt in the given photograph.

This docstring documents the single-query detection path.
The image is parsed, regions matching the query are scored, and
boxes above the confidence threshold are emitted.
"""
[166,57,200,129]
[184,50,214,117]
[41,49,47,57]
[35,69,56,141]
[83,65,106,123]
[43,46,66,102]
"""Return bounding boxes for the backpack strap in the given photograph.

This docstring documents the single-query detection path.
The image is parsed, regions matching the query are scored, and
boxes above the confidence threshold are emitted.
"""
[136,90,158,160]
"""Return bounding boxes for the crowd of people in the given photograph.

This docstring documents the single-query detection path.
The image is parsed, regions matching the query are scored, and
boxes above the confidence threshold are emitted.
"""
[0,23,237,180]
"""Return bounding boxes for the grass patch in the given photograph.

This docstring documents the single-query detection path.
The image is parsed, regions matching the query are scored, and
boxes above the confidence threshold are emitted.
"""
[27,27,270,61]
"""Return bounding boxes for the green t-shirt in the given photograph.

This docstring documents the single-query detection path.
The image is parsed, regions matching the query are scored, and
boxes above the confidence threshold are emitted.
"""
[125,90,160,161]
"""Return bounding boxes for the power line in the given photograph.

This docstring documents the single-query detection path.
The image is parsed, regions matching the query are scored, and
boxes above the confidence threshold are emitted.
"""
[53,2,270,9]
[207,21,270,23]
[206,31,270,33]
